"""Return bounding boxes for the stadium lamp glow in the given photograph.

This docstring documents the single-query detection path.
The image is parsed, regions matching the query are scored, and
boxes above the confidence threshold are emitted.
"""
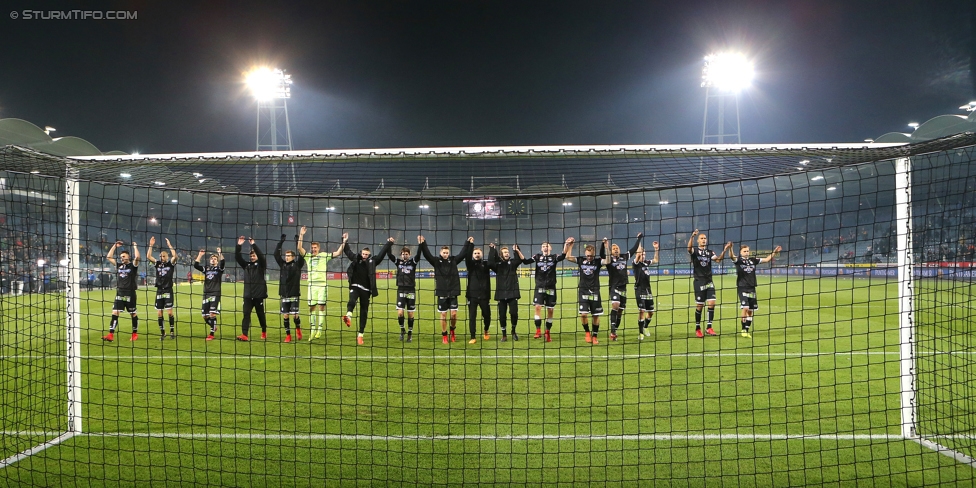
[701,52,754,92]
[245,67,292,101]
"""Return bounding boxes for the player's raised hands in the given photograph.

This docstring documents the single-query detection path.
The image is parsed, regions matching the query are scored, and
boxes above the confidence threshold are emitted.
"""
[300,225,307,236]
[467,237,475,243]
[417,235,425,244]
[512,243,519,252]
[692,229,699,236]
[341,233,349,242]
[116,240,125,247]
[774,245,783,252]
[566,237,576,244]
[488,242,495,249]
[149,236,156,247]
[237,236,246,245]
[248,237,255,245]
[216,247,222,254]
[165,238,172,247]
[725,241,733,249]
[637,232,644,238]
[388,237,395,243]
[652,241,660,250]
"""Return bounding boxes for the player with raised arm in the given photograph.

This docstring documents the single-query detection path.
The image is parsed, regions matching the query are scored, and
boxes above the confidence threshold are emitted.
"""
[632,240,660,340]
[342,236,394,345]
[194,246,225,341]
[687,229,732,338]
[489,243,529,341]
[565,237,607,344]
[102,240,140,342]
[274,229,306,343]
[527,240,569,342]
[299,231,347,341]
[603,232,643,340]
[419,235,474,344]
[146,236,177,339]
[464,242,492,344]
[387,240,423,342]
[729,243,782,338]
[235,236,268,342]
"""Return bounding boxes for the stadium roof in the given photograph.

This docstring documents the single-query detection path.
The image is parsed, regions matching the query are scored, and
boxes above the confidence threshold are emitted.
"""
[0,118,127,156]
[0,133,966,198]
[874,111,976,143]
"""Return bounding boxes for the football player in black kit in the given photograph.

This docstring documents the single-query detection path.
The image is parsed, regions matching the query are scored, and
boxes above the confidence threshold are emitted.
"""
[632,241,660,341]
[602,233,643,340]
[387,240,423,342]
[566,238,608,344]
[342,236,394,345]
[235,236,269,342]
[146,236,177,339]
[687,229,732,338]
[194,246,225,341]
[729,243,781,338]
[274,232,306,343]
[102,240,140,342]
[464,244,493,344]
[527,240,572,342]
[488,243,529,342]
[419,235,474,344]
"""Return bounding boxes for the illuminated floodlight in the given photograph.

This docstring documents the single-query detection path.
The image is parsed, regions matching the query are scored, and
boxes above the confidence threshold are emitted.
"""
[827,186,837,191]
[908,122,919,130]
[154,181,166,186]
[864,139,875,143]
[30,170,40,174]
[959,101,976,112]
[562,202,573,207]
[659,200,669,205]
[120,173,131,178]
[37,259,46,267]
[419,204,429,209]
[149,217,158,224]
[59,259,69,266]
[171,199,178,203]
[811,176,824,181]
[193,173,203,177]
[701,52,754,92]
[44,126,56,135]
[245,67,292,101]
[800,160,809,165]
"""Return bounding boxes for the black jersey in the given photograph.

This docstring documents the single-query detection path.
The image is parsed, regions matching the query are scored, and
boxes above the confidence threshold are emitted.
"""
[154,260,175,291]
[236,243,268,300]
[576,258,603,293]
[388,253,420,290]
[690,247,716,282]
[116,262,138,292]
[464,257,492,299]
[530,253,565,289]
[489,247,527,300]
[419,240,473,297]
[274,240,305,297]
[604,236,642,291]
[633,259,654,295]
[734,257,762,290]
[194,259,225,295]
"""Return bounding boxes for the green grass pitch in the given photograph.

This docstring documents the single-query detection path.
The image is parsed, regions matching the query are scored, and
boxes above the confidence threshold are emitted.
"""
[1,275,974,486]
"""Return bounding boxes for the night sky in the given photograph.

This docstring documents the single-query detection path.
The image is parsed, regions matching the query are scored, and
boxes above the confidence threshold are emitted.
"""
[1,1,973,154]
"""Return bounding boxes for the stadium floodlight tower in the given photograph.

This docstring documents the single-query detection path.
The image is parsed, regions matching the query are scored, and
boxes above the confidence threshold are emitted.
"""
[701,52,753,144]
[246,67,295,191]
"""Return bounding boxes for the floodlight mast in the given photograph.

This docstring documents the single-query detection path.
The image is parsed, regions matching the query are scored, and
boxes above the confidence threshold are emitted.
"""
[701,52,753,144]
[246,67,296,192]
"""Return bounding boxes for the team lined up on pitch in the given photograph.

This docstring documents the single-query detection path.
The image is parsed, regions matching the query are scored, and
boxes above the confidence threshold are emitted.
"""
[100,226,780,345]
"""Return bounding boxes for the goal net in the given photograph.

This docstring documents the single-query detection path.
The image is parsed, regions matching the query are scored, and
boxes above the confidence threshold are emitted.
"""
[1,135,975,485]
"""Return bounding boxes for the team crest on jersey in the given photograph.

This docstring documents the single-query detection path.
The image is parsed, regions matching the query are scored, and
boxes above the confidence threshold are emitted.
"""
[581,263,597,275]
[118,266,131,278]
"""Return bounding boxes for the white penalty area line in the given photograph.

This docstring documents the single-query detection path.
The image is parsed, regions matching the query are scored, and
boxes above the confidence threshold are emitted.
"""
[2,352,909,361]
[2,431,952,442]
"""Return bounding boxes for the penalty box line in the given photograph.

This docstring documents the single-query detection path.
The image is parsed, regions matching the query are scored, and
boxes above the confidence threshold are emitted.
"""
[0,431,931,442]
[4,351,907,361]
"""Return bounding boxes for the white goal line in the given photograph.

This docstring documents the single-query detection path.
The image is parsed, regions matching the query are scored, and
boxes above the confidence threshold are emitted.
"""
[2,351,911,361]
[5,431,963,442]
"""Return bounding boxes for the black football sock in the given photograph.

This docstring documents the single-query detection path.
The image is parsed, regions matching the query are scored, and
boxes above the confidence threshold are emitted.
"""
[695,310,702,329]
[169,315,175,333]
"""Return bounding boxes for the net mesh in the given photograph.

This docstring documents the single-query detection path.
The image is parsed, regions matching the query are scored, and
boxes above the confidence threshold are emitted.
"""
[1,136,975,485]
